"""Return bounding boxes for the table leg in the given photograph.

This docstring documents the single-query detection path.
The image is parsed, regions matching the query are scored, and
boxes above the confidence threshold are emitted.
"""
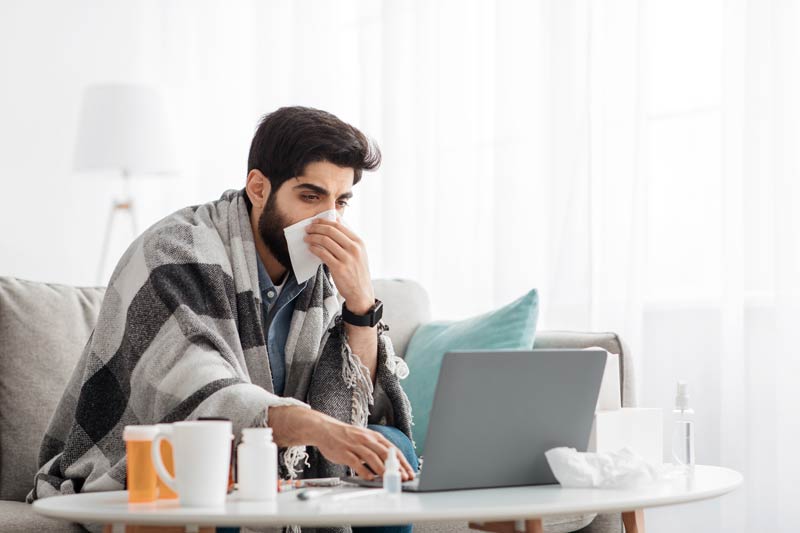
[468,518,543,533]
[523,520,543,533]
[621,509,645,533]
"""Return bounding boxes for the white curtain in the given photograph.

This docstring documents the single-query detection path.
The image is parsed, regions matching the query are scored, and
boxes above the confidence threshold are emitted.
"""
[178,2,795,531]
[2,1,799,530]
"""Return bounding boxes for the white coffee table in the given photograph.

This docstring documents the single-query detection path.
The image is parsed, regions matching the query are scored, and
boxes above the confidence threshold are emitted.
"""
[33,465,741,533]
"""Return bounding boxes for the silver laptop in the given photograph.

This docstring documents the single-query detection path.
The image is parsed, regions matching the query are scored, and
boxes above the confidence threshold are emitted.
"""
[346,349,607,492]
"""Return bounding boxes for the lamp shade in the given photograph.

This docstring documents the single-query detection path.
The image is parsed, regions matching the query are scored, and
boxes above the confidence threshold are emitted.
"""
[74,83,177,175]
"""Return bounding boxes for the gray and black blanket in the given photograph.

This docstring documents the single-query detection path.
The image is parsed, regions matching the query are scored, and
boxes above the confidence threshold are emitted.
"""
[26,188,413,533]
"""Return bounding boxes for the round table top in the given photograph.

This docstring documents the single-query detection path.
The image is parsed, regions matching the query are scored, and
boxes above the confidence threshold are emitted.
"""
[32,465,742,527]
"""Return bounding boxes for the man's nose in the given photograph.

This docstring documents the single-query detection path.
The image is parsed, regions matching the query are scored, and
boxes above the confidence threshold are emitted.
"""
[320,201,337,214]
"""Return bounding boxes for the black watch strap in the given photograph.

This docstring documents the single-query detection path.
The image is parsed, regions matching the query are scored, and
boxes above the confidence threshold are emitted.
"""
[342,299,383,327]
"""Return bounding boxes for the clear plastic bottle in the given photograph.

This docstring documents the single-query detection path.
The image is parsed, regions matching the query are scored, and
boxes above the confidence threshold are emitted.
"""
[237,427,278,500]
[383,448,402,496]
[671,381,695,472]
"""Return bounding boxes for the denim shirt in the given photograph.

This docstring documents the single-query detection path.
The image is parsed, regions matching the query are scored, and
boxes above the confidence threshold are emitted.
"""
[255,256,307,396]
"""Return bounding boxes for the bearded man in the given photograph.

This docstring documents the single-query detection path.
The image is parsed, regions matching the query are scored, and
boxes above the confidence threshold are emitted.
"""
[27,107,418,533]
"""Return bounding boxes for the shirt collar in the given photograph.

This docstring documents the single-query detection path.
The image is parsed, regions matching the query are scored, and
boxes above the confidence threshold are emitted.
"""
[255,251,306,305]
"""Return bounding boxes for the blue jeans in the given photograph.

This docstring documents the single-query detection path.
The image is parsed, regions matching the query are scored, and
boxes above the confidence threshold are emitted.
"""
[217,424,419,533]
[351,424,420,533]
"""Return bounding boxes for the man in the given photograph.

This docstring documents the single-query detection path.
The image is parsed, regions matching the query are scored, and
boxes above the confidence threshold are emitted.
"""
[28,107,417,533]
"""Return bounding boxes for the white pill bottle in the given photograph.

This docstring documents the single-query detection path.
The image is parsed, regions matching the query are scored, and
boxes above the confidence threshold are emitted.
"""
[237,427,278,500]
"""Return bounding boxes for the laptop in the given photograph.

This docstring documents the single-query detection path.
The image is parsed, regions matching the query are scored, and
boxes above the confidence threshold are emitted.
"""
[345,349,607,492]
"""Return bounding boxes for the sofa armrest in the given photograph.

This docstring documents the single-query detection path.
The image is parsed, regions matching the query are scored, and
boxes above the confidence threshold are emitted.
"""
[533,330,637,408]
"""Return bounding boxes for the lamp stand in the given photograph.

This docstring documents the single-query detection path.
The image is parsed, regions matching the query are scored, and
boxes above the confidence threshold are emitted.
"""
[96,170,139,285]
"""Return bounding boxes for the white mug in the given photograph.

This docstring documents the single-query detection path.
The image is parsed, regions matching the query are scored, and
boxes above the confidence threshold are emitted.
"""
[151,420,232,507]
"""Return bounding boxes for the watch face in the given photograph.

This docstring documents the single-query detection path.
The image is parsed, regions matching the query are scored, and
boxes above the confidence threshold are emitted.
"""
[371,300,384,325]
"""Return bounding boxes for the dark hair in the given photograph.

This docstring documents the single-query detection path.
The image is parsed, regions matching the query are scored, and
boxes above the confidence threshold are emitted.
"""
[247,106,381,191]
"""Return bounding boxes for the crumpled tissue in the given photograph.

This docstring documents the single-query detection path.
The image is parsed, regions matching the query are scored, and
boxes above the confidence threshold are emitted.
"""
[545,446,667,489]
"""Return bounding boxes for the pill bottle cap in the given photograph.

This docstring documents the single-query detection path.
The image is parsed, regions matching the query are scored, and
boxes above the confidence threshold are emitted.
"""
[242,427,274,443]
[123,425,158,441]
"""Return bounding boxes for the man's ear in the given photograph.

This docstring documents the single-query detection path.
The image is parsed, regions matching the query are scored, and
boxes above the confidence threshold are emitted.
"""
[245,170,272,208]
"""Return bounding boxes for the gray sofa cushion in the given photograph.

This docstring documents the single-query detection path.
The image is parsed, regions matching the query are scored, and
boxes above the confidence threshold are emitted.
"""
[0,500,85,532]
[0,278,105,501]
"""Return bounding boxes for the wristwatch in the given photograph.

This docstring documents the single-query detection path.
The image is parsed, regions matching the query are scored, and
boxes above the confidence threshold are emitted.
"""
[342,299,384,327]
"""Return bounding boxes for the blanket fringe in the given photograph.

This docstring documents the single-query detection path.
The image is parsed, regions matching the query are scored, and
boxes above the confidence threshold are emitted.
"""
[283,445,311,480]
[378,328,417,451]
[381,334,410,380]
[340,336,374,428]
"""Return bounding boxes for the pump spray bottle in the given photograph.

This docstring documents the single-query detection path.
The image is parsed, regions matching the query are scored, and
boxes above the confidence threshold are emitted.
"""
[671,381,695,472]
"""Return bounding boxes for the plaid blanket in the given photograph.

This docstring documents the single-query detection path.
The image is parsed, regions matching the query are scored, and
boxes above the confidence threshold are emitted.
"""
[26,189,413,533]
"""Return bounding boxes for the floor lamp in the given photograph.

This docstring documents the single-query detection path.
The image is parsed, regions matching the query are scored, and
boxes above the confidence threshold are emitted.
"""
[74,83,177,285]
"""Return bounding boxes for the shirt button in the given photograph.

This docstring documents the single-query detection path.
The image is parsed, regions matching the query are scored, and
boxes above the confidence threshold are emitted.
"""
[267,290,275,298]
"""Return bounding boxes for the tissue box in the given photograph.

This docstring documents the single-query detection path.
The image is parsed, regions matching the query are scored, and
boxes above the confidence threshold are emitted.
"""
[587,408,663,464]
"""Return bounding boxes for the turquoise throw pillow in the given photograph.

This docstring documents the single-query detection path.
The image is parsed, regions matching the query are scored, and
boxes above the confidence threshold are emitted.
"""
[402,289,539,455]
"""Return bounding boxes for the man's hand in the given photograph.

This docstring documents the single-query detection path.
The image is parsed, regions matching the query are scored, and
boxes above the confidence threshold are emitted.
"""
[268,405,415,481]
[304,218,375,314]
[314,417,416,482]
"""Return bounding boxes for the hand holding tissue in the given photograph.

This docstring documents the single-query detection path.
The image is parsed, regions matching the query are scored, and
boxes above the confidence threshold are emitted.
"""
[293,210,376,314]
[545,447,667,489]
[283,209,339,283]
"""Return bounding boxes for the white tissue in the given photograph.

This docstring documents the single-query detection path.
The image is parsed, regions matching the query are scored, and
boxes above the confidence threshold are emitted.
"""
[544,446,666,489]
[283,209,338,283]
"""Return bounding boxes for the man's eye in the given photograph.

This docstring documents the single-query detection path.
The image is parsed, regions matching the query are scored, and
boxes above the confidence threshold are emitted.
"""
[337,200,349,208]
[302,195,319,202]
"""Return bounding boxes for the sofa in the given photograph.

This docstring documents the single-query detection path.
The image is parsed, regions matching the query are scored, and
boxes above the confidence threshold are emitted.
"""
[0,276,635,533]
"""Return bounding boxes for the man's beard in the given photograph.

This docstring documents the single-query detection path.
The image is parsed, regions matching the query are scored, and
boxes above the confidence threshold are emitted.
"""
[257,192,293,272]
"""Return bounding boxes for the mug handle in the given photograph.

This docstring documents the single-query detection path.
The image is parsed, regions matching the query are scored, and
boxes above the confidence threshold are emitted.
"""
[151,428,178,495]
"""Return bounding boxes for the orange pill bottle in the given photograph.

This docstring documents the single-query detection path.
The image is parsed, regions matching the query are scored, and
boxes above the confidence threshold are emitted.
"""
[122,425,159,503]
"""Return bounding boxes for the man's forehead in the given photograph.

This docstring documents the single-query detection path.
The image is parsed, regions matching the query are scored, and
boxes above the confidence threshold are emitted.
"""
[301,160,354,182]
[293,166,354,193]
